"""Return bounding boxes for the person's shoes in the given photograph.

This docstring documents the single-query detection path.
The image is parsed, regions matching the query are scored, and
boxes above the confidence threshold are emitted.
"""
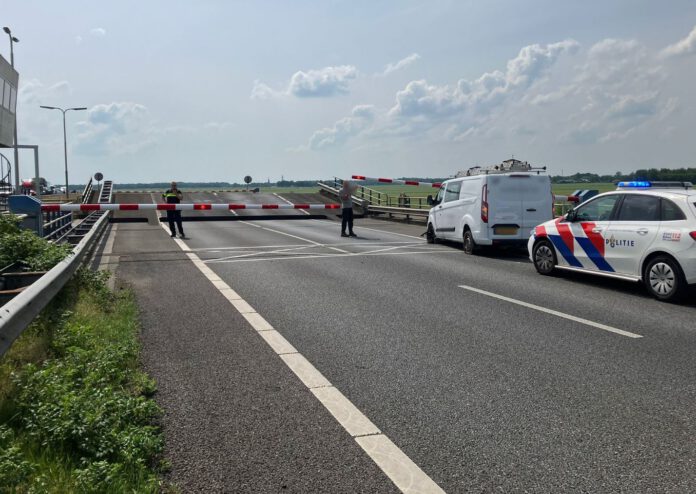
[349,232,357,237]
[170,233,176,238]
[179,234,187,239]
[341,233,349,237]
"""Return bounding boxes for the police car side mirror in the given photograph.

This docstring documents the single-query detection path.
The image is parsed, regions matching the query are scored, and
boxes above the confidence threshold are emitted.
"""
[566,209,578,222]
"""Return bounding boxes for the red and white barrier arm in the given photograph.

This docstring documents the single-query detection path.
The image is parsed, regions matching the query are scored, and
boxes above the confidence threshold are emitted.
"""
[553,195,579,203]
[351,175,442,188]
[41,203,341,212]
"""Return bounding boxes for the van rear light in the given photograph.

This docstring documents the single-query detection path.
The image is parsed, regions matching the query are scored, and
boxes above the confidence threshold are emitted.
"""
[481,184,489,223]
[690,231,696,240]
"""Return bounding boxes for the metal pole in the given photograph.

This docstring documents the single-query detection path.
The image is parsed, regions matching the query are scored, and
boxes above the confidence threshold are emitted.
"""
[62,110,69,200]
[3,28,20,190]
[33,145,40,199]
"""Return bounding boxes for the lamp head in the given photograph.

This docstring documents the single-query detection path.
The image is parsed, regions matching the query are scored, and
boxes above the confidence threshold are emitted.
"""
[2,27,10,34]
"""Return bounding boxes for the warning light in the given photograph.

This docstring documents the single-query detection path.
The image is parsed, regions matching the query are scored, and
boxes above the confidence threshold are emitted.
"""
[617,181,651,188]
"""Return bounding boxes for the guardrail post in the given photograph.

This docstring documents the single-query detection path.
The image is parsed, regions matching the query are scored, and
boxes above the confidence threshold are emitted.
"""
[8,195,43,236]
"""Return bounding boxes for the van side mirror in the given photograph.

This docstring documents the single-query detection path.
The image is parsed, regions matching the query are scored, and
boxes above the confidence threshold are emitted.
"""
[427,194,434,205]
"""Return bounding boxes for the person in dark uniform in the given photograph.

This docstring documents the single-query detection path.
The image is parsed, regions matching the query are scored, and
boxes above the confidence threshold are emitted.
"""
[162,181,185,238]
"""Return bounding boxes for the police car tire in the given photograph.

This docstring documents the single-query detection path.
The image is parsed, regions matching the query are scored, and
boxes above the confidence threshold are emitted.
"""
[426,224,436,244]
[533,239,557,275]
[643,255,687,302]
[463,230,476,255]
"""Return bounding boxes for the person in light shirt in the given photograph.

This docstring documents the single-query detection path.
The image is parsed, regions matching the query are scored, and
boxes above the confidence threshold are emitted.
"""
[339,180,358,238]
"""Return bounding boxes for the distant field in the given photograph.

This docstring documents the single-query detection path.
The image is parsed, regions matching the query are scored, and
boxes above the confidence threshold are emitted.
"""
[552,182,615,195]
[114,182,617,198]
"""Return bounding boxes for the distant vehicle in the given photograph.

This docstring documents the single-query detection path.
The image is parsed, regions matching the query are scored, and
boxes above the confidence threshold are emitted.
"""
[426,159,553,253]
[529,181,696,302]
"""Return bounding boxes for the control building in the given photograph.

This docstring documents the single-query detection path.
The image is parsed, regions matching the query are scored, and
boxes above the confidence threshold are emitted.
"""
[0,53,18,148]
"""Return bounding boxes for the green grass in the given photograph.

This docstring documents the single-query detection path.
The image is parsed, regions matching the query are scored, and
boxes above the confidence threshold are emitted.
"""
[0,270,167,493]
[551,182,616,195]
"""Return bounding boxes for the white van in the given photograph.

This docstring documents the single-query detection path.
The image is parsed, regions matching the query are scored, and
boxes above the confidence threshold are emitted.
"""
[426,163,553,254]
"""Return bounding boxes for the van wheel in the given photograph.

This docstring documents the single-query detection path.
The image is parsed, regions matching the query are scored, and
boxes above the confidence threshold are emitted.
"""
[533,239,556,275]
[463,230,477,255]
[643,255,687,302]
[426,224,436,244]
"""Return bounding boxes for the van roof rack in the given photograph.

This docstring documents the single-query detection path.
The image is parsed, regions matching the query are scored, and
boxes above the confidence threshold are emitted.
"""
[454,159,547,177]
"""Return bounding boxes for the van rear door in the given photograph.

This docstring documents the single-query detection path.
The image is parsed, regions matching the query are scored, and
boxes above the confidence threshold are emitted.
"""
[521,175,553,231]
[487,175,524,238]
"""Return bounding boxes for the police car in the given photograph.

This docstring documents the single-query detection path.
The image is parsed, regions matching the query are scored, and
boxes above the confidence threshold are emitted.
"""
[528,181,696,302]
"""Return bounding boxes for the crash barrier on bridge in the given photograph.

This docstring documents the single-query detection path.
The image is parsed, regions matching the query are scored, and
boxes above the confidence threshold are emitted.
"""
[41,203,341,212]
[0,209,110,357]
[352,175,442,188]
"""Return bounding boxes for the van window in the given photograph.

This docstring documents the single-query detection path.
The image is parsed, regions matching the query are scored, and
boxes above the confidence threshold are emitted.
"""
[574,194,620,222]
[435,186,445,204]
[444,181,461,202]
[661,198,686,221]
[615,195,660,221]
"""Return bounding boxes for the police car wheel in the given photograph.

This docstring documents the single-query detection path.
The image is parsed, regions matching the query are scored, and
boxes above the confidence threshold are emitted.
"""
[643,256,686,302]
[533,240,556,275]
[463,230,476,255]
[426,224,436,244]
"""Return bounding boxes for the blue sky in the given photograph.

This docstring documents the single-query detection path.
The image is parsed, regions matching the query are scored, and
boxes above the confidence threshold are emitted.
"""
[3,1,696,184]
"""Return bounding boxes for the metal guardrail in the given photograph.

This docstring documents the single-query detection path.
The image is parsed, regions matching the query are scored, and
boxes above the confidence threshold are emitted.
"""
[42,210,73,241]
[367,205,429,222]
[0,210,110,357]
[81,177,93,204]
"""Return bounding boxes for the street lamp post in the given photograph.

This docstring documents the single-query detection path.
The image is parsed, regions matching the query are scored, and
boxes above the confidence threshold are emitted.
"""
[3,27,19,190]
[40,106,87,200]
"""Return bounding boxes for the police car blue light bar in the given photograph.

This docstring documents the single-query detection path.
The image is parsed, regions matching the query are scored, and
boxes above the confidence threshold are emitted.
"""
[616,181,693,189]
[617,181,651,188]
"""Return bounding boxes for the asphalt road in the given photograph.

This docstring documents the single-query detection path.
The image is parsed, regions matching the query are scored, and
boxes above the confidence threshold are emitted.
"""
[109,214,696,493]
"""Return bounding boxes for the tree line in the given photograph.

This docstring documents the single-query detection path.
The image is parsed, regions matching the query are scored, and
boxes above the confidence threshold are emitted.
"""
[552,168,696,184]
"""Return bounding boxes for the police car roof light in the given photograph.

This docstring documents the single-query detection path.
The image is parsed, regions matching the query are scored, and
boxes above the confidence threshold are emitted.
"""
[617,181,693,189]
[617,181,651,188]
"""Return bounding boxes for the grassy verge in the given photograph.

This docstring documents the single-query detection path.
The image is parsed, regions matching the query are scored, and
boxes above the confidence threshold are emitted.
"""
[0,270,166,493]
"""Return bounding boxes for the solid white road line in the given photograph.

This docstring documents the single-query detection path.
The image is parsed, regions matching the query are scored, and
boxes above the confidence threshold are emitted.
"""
[204,248,455,264]
[356,434,444,494]
[190,241,419,252]
[313,219,427,241]
[245,220,350,254]
[157,219,444,493]
[458,284,643,339]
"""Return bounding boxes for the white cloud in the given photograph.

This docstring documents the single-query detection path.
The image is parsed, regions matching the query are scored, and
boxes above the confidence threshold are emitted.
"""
[18,79,71,106]
[382,53,421,75]
[75,35,83,45]
[289,65,357,97]
[388,39,579,121]
[250,80,283,100]
[661,24,696,58]
[308,105,375,150]
[90,27,107,37]
[303,34,686,150]
[74,102,155,155]
[254,65,358,99]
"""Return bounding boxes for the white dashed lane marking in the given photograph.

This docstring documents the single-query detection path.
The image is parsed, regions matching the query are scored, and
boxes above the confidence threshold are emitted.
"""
[458,284,643,339]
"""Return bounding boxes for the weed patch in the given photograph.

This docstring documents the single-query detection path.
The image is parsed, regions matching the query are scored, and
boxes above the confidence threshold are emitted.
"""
[0,270,166,492]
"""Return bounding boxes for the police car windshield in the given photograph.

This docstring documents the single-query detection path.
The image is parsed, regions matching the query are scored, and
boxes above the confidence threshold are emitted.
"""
[574,194,619,222]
